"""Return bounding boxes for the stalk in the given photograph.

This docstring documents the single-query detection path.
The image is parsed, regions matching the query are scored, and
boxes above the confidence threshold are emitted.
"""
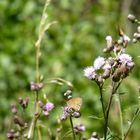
[104,80,122,140]
[124,109,140,140]
[69,116,76,140]
[27,0,52,139]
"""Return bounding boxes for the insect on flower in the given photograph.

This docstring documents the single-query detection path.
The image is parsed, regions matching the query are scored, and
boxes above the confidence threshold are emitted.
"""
[66,97,82,111]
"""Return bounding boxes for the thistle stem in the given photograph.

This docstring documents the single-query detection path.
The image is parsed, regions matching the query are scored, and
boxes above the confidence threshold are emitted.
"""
[124,109,140,140]
[69,116,76,140]
[98,84,106,120]
[104,80,122,140]
[117,94,124,140]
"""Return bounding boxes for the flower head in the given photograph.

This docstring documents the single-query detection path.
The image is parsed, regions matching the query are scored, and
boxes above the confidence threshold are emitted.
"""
[93,57,105,70]
[44,102,54,112]
[106,36,112,42]
[84,66,96,80]
[74,124,86,132]
[103,62,111,70]
[119,53,132,64]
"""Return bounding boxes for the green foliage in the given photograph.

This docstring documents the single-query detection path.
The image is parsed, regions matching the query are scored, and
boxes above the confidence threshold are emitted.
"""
[0,0,140,139]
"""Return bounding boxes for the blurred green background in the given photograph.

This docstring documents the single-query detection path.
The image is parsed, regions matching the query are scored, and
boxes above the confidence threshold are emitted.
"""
[0,0,140,139]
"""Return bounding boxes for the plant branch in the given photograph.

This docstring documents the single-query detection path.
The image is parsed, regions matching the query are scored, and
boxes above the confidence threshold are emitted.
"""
[104,80,122,140]
[98,83,106,120]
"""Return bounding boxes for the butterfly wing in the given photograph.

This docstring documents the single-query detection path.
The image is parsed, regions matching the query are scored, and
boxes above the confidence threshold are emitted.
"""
[67,97,82,111]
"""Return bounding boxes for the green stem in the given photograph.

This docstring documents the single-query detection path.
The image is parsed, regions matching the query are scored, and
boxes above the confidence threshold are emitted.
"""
[69,116,76,140]
[104,80,122,140]
[124,109,140,140]
[104,87,114,140]
[27,110,41,139]
[79,133,82,140]
[117,94,124,140]
[98,84,106,120]
[97,83,106,139]
[36,46,40,83]
[37,126,42,140]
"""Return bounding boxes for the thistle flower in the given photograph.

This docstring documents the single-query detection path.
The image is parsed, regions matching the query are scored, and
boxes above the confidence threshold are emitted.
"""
[84,66,96,80]
[119,53,132,64]
[43,111,49,117]
[44,102,54,112]
[84,57,112,82]
[43,102,54,116]
[93,57,105,70]
[60,106,71,121]
[74,124,86,132]
[30,82,43,91]
[103,62,111,70]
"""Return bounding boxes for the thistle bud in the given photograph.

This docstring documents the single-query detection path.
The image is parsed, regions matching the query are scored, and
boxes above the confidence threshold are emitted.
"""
[137,26,140,33]
[102,69,111,79]
[7,129,15,140]
[134,33,140,40]
[64,90,72,97]
[38,100,44,108]
[72,111,81,118]
[11,104,17,114]
[14,132,19,138]
[128,14,136,23]
[112,67,122,82]
[14,115,24,127]
[30,82,43,91]
[97,76,104,84]
[74,124,85,133]
[91,132,98,138]
[132,38,137,43]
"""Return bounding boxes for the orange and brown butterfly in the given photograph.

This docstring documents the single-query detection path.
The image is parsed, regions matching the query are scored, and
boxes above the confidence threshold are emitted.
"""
[66,97,82,111]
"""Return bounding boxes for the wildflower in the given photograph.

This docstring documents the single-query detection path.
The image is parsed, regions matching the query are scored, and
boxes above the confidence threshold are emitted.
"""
[93,57,105,70]
[113,54,134,82]
[60,106,71,121]
[63,106,72,115]
[60,114,67,121]
[44,102,54,112]
[72,111,81,118]
[119,53,132,64]
[30,82,43,91]
[84,66,96,80]
[7,129,15,140]
[74,124,86,133]
[43,102,54,117]
[103,62,111,70]
[84,57,112,82]
[43,111,49,117]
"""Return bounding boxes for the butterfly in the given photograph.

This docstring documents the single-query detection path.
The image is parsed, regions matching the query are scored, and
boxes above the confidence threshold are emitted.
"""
[66,97,82,111]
